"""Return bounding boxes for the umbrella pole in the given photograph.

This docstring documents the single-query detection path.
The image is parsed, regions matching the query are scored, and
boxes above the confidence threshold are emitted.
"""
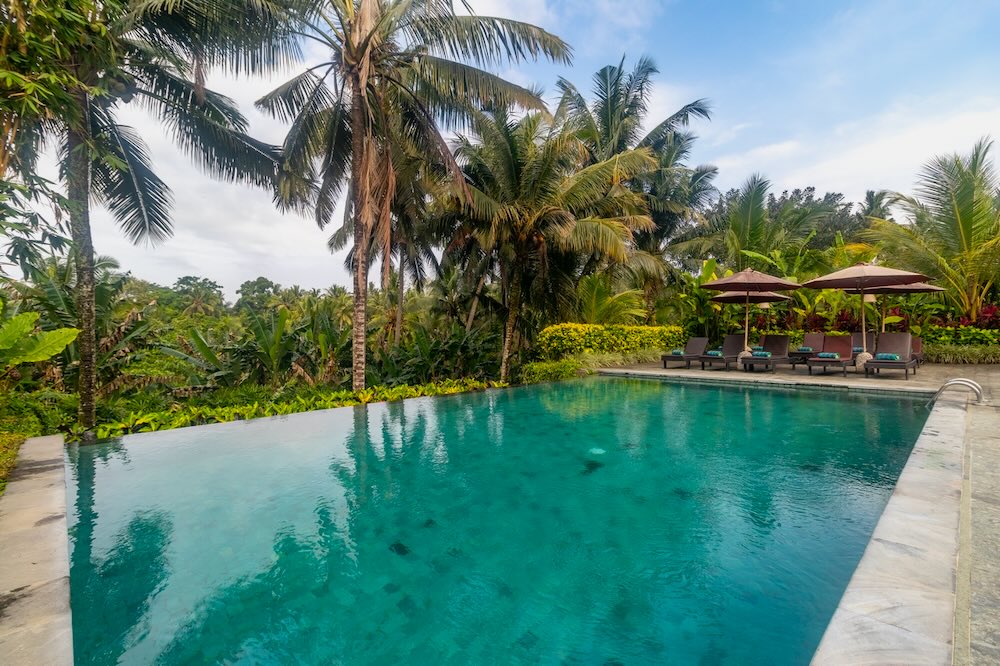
[881,298,886,333]
[744,293,750,351]
[860,288,867,352]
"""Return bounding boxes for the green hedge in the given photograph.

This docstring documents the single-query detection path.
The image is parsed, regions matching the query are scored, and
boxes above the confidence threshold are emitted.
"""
[923,343,1000,364]
[537,324,686,360]
[96,379,505,439]
[518,359,583,383]
[919,325,1000,346]
[0,432,25,496]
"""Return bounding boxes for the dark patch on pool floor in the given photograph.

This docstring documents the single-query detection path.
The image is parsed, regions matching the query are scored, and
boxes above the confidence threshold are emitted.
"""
[422,518,437,528]
[389,541,410,556]
[516,630,539,649]
[672,487,694,500]
[582,460,604,475]
[383,582,400,594]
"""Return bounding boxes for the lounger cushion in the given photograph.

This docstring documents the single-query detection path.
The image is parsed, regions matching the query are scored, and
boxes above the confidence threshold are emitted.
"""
[671,349,684,356]
[875,352,901,361]
[706,350,723,357]
[751,351,771,358]
[817,352,840,359]
[797,346,813,352]
[852,346,863,353]
[752,345,764,351]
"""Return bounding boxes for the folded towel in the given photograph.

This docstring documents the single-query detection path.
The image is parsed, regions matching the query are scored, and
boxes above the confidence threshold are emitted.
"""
[797,346,813,352]
[817,352,840,359]
[706,350,723,357]
[671,349,685,356]
[875,352,901,361]
[752,345,764,351]
[852,346,863,353]
[751,351,772,358]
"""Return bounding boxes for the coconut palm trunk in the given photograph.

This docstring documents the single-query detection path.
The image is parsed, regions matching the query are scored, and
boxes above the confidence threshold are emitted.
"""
[499,279,521,382]
[394,248,404,347]
[65,98,98,435]
[464,270,487,333]
[350,73,370,391]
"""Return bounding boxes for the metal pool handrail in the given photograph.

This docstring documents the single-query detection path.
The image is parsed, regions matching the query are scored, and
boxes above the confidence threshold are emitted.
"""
[925,378,984,408]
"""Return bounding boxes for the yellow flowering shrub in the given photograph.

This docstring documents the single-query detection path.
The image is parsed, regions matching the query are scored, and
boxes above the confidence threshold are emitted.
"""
[537,324,686,359]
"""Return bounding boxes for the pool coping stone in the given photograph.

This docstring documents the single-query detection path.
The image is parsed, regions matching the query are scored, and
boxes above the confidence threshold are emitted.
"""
[0,435,72,666]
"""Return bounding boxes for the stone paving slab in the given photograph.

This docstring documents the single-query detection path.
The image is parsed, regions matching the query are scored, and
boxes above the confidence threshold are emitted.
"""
[967,403,1000,664]
[0,435,73,666]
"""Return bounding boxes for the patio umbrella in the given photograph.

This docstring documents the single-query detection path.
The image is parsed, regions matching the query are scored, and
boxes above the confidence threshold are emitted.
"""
[710,291,792,356]
[701,269,801,357]
[701,267,801,292]
[843,282,945,332]
[803,264,928,365]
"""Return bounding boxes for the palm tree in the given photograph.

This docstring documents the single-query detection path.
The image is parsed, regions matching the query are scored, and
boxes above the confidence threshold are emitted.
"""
[576,274,645,324]
[671,174,827,270]
[865,138,1000,321]
[14,0,293,432]
[258,0,570,390]
[555,56,710,164]
[556,57,717,318]
[453,108,656,380]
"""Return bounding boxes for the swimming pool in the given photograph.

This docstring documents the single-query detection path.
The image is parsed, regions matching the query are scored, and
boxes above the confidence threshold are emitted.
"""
[66,377,928,664]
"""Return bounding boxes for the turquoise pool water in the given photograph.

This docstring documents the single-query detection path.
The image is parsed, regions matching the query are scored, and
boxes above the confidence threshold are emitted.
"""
[66,378,928,665]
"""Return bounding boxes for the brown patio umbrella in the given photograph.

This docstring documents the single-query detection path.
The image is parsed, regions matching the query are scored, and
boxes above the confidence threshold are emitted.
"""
[843,282,945,332]
[710,291,792,355]
[803,264,928,364]
[700,269,801,356]
[701,268,801,292]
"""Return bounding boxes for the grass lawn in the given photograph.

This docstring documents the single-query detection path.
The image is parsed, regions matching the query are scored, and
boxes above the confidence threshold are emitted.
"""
[0,432,25,496]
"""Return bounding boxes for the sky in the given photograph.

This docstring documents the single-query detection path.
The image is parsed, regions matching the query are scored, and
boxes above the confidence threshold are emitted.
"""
[61,0,1000,299]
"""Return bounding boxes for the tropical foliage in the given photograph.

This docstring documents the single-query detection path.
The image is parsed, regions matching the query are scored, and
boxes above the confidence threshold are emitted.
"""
[3,0,1000,446]
[866,138,1000,322]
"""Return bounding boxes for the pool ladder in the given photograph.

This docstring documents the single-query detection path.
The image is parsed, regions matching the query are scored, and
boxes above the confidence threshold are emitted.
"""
[925,378,985,408]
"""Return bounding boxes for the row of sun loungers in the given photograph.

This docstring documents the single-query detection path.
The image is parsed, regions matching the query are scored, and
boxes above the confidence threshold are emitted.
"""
[662,332,923,379]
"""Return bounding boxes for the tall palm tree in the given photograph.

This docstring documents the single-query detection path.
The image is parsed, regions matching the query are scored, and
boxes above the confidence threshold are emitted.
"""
[865,138,1000,321]
[15,0,294,432]
[555,56,711,164]
[259,0,570,390]
[453,108,656,380]
[556,57,717,318]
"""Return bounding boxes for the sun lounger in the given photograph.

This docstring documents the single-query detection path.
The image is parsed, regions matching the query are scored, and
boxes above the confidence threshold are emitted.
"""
[850,331,876,358]
[662,337,709,369]
[699,334,744,370]
[741,335,790,373]
[789,332,824,363]
[807,335,855,377]
[912,336,924,365]
[864,332,918,379]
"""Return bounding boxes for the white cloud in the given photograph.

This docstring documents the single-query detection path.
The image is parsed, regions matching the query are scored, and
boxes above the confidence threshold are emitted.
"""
[713,140,802,176]
[705,95,1000,202]
[461,0,556,27]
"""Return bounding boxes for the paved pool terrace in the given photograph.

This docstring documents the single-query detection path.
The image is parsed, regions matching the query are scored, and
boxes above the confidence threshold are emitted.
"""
[0,362,997,664]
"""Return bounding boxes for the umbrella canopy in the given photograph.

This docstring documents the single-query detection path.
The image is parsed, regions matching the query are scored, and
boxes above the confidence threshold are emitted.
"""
[702,268,801,292]
[842,282,944,295]
[803,264,929,357]
[710,291,791,304]
[802,263,928,290]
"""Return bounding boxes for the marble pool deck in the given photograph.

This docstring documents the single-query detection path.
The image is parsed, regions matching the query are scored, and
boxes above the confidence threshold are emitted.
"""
[0,364,997,665]
[601,362,999,665]
[0,435,73,665]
